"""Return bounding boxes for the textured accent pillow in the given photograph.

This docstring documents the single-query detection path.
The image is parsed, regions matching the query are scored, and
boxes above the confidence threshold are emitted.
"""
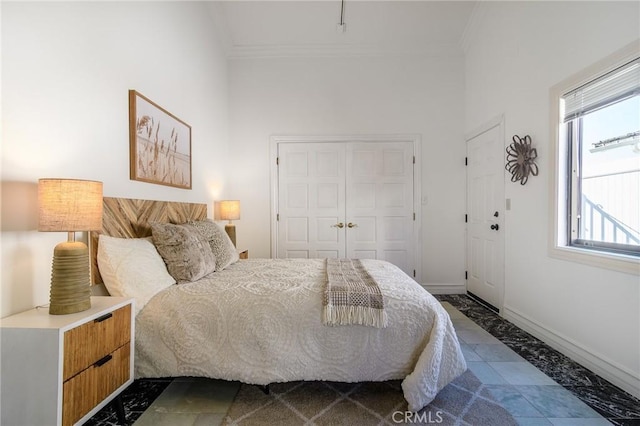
[150,222,217,283]
[189,219,239,271]
[97,235,175,315]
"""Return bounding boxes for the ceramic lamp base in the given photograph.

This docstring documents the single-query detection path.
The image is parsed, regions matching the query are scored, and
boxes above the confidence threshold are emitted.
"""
[49,241,92,315]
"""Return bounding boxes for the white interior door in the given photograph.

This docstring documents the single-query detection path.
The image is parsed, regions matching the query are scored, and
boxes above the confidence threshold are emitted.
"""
[346,142,415,276]
[276,140,415,277]
[466,122,505,311]
[277,143,346,258]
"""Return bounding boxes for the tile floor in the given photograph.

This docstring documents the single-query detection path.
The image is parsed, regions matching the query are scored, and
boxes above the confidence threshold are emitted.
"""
[131,378,239,426]
[439,295,640,426]
[442,302,610,425]
[124,302,614,426]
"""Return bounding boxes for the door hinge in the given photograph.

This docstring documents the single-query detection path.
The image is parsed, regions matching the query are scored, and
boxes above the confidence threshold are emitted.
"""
[413,212,416,221]
[465,214,468,223]
[465,271,468,280]
[413,156,416,164]
[277,213,280,221]
[276,157,280,166]
[413,270,416,277]
[465,157,468,166]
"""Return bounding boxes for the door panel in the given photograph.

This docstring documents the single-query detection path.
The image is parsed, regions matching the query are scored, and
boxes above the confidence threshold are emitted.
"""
[316,217,341,242]
[353,216,376,243]
[346,142,414,276]
[287,250,309,259]
[317,250,340,258]
[352,183,376,208]
[383,250,408,273]
[277,140,415,277]
[466,124,504,310]
[278,143,346,259]
[381,183,406,207]
[286,184,308,208]
[353,250,376,259]
[317,184,339,208]
[286,217,308,242]
[383,216,405,240]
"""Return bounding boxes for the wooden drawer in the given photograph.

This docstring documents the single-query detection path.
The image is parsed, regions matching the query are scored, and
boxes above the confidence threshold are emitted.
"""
[62,342,130,426]
[63,304,131,381]
[0,297,133,426]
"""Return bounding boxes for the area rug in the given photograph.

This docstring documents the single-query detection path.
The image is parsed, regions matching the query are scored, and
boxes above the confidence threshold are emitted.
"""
[223,370,517,426]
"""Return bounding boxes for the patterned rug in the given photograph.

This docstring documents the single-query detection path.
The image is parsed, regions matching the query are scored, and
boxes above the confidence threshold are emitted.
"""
[224,370,517,426]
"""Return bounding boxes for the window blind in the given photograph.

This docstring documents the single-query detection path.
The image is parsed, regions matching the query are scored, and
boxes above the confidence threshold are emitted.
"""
[563,57,640,122]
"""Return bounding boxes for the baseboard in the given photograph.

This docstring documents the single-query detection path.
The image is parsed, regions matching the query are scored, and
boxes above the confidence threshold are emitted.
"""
[422,284,466,294]
[503,304,640,399]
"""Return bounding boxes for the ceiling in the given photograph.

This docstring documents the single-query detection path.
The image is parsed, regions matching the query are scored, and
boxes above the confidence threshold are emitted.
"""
[208,1,478,57]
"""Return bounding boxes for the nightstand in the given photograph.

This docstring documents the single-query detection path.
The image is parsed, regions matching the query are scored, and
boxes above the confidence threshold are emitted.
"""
[0,296,134,426]
[239,249,249,259]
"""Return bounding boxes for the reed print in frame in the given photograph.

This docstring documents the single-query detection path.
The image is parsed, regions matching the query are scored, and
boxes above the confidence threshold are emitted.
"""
[129,90,192,189]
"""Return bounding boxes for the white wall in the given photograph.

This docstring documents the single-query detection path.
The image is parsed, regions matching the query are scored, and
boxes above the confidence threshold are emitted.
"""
[1,2,229,317]
[464,1,639,396]
[228,55,467,289]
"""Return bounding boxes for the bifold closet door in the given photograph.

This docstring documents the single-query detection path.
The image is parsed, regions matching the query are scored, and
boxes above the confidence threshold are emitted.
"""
[277,143,346,259]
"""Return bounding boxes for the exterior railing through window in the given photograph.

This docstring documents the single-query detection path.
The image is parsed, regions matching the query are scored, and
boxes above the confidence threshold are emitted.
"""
[581,195,640,245]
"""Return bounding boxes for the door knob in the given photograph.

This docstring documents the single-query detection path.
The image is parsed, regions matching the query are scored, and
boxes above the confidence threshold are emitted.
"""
[333,222,344,228]
[347,222,358,228]
[490,224,499,231]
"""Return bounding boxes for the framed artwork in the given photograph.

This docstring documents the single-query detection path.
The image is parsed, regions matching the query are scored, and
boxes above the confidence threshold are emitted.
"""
[129,90,192,189]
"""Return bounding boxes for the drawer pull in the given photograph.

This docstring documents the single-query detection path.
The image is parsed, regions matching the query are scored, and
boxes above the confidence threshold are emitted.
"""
[94,312,113,323]
[94,354,112,367]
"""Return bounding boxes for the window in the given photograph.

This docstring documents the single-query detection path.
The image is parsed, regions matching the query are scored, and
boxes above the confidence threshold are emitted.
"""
[550,42,640,273]
[564,59,640,256]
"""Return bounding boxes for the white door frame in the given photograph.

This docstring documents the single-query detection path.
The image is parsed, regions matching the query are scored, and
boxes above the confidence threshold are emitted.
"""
[270,134,423,282]
[465,116,506,312]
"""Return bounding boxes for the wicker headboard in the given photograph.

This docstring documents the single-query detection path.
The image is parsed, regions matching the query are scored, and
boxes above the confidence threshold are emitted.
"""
[89,197,207,285]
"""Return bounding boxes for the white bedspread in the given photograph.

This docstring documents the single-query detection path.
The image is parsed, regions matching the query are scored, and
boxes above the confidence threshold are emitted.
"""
[135,258,467,411]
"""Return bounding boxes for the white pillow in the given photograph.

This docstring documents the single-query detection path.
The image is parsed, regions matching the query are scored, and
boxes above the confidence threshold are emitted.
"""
[97,235,175,315]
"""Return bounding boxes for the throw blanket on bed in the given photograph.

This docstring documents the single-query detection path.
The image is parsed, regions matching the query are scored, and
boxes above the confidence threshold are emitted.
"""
[323,258,388,328]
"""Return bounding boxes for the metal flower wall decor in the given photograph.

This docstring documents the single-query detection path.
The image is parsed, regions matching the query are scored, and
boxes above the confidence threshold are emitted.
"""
[505,134,538,185]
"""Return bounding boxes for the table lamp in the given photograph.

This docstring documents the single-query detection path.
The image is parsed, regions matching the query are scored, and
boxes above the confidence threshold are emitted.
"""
[38,179,103,315]
[219,200,240,247]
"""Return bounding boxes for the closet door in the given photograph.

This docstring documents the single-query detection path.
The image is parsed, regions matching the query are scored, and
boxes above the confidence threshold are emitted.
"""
[276,140,415,277]
[346,142,415,276]
[277,143,346,259]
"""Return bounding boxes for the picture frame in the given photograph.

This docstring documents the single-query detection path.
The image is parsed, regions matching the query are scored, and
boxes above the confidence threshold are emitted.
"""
[129,90,192,189]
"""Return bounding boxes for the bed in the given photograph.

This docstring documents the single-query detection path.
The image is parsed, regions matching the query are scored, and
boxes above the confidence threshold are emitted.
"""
[90,197,467,412]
